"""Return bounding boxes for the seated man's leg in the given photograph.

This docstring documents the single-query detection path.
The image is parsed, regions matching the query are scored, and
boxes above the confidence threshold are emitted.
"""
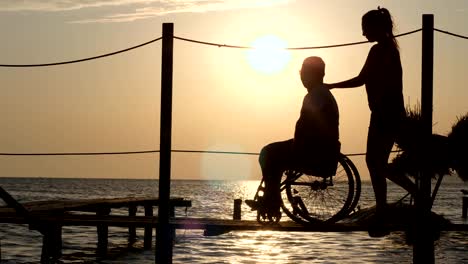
[259,139,294,209]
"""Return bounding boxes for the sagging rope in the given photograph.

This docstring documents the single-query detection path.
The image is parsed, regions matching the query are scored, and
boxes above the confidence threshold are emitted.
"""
[2,27,466,68]
[174,29,423,50]
[435,28,468,40]
[0,29,423,67]
[0,149,392,157]
[0,37,162,67]
[0,150,159,156]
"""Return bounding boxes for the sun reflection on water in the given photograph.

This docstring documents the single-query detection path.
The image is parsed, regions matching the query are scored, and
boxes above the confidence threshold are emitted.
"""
[224,230,294,263]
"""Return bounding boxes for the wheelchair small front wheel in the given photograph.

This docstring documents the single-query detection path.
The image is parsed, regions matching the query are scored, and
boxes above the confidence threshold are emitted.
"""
[256,207,281,224]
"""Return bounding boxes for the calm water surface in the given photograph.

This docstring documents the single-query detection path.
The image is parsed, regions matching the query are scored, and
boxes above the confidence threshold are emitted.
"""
[0,178,467,263]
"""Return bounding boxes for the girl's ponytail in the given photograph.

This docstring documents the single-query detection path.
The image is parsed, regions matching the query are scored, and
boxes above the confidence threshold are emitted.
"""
[363,7,399,49]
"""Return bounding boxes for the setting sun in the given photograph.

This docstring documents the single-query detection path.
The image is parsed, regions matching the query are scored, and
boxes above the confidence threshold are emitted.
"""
[246,35,291,74]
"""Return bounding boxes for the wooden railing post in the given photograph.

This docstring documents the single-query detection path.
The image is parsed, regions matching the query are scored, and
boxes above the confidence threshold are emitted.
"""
[156,22,174,264]
[413,14,435,264]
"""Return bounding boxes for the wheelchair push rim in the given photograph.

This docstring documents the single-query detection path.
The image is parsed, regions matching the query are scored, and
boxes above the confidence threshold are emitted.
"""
[280,154,356,223]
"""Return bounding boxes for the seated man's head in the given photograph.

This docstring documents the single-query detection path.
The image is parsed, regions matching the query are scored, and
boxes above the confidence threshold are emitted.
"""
[300,56,325,89]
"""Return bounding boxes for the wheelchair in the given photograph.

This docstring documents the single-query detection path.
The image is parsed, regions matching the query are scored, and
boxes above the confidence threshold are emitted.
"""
[247,153,361,224]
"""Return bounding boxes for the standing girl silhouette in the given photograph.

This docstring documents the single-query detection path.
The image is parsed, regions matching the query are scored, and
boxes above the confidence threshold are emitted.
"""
[326,7,416,236]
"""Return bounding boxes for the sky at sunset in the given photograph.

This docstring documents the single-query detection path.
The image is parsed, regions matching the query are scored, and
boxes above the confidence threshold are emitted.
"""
[0,0,467,180]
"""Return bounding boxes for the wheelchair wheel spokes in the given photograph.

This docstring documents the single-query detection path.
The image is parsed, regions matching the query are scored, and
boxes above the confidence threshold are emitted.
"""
[280,172,310,224]
[289,175,351,222]
[284,155,355,223]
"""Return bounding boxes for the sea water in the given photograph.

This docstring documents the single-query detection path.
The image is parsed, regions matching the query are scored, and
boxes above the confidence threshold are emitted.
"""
[0,177,467,263]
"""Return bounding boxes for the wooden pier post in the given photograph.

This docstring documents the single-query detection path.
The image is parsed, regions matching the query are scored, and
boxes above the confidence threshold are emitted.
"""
[97,207,111,255]
[156,22,174,264]
[40,224,62,263]
[463,196,467,218]
[144,203,154,249]
[413,14,435,264]
[170,205,176,242]
[233,199,242,220]
[129,205,137,245]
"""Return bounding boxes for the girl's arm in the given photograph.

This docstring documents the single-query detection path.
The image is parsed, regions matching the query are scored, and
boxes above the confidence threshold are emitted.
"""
[326,45,376,89]
[326,75,365,89]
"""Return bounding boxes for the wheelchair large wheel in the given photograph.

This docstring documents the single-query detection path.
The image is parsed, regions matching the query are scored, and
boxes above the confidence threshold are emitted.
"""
[342,155,361,216]
[281,154,355,223]
[280,171,311,225]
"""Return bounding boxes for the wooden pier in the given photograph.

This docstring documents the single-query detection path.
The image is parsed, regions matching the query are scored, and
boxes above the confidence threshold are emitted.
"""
[0,196,191,262]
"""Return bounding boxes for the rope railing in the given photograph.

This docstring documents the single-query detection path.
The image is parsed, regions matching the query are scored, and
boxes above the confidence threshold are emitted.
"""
[0,150,159,156]
[0,25,460,159]
[172,149,260,155]
[0,29,423,68]
[435,28,468,40]
[0,149,398,157]
[2,27,467,68]
[174,29,422,50]
[0,36,162,67]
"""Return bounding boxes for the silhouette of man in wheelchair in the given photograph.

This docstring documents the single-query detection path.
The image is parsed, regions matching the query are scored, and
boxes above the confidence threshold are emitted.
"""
[246,56,340,217]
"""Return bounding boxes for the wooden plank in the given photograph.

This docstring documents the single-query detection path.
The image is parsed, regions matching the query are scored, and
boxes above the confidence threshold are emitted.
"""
[173,218,377,232]
[0,213,466,232]
[0,187,47,235]
[0,187,30,216]
[0,197,191,213]
[177,218,468,232]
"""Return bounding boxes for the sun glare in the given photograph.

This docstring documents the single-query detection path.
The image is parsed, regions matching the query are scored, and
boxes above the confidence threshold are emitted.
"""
[246,35,291,74]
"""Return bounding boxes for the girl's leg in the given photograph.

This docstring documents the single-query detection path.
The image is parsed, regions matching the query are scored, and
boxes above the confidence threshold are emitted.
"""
[366,123,395,214]
[366,122,396,237]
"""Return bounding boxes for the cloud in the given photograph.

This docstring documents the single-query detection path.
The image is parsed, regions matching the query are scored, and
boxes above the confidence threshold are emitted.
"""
[0,0,292,23]
[0,0,138,12]
[0,0,159,12]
